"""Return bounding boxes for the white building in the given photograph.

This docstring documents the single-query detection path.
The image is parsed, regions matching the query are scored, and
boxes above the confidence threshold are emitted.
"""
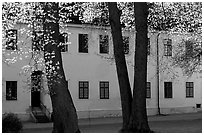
[2,23,202,121]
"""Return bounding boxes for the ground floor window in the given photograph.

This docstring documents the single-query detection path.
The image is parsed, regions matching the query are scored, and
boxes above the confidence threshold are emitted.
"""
[164,82,172,98]
[186,82,194,98]
[100,81,109,99]
[79,81,89,99]
[6,81,17,100]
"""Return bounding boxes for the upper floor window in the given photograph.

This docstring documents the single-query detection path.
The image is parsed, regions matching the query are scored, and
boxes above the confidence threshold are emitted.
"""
[6,81,17,100]
[99,35,109,54]
[185,40,194,57]
[6,29,17,50]
[59,33,69,52]
[79,81,89,99]
[32,30,43,51]
[79,34,88,53]
[186,82,194,98]
[163,39,172,56]
[123,36,129,54]
[164,82,172,98]
[146,82,151,98]
[100,81,109,99]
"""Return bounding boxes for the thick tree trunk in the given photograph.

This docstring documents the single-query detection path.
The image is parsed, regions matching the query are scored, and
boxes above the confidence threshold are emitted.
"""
[107,2,132,131]
[128,2,151,132]
[43,2,80,132]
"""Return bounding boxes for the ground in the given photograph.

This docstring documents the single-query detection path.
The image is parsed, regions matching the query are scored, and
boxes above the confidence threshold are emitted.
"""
[22,112,202,133]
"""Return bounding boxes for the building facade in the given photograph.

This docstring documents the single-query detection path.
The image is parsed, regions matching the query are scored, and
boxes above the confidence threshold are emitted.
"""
[2,23,202,121]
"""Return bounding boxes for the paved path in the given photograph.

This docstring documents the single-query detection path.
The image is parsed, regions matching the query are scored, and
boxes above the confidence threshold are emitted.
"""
[22,112,202,133]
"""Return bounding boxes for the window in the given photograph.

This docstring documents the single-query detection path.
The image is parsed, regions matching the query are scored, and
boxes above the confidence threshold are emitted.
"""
[123,36,129,54]
[6,81,17,100]
[6,29,17,50]
[59,33,69,52]
[146,82,151,98]
[79,34,88,53]
[164,82,172,98]
[186,82,194,98]
[79,81,89,99]
[196,104,201,108]
[32,31,43,51]
[147,38,150,55]
[185,40,194,56]
[99,35,109,54]
[163,39,172,56]
[100,81,109,99]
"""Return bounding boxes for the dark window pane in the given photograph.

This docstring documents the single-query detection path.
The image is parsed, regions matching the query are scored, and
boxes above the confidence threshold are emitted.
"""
[79,81,89,99]
[100,81,109,99]
[185,40,194,56]
[104,88,109,98]
[186,82,194,98]
[6,81,17,100]
[164,82,172,98]
[100,35,109,54]
[6,29,18,50]
[79,34,88,53]
[164,39,172,56]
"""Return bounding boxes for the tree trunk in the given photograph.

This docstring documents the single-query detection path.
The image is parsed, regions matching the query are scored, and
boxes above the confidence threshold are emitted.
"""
[43,2,80,132]
[107,2,133,131]
[128,2,151,132]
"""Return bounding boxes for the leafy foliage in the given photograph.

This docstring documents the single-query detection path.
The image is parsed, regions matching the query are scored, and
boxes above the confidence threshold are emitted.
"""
[2,113,23,133]
[2,2,202,77]
[59,2,84,24]
[172,37,202,76]
[148,2,202,33]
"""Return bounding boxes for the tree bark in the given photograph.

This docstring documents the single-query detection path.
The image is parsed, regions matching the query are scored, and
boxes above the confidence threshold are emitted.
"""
[43,2,80,132]
[128,2,151,132]
[107,2,133,131]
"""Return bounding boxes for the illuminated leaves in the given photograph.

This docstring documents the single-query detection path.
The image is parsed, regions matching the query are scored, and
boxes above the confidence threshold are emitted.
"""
[148,2,202,33]
[2,2,202,79]
[172,37,202,76]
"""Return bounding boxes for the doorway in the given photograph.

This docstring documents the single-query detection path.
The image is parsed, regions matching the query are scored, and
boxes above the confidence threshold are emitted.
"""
[31,71,42,107]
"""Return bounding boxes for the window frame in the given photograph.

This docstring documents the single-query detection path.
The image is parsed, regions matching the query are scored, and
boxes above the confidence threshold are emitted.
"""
[6,81,17,100]
[6,29,18,50]
[99,35,109,54]
[78,34,88,53]
[186,82,194,98]
[99,81,109,99]
[185,40,194,57]
[163,38,172,56]
[164,82,173,98]
[79,81,89,99]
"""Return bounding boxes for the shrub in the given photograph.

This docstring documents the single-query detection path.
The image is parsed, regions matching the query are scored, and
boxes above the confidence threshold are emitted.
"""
[2,113,23,133]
